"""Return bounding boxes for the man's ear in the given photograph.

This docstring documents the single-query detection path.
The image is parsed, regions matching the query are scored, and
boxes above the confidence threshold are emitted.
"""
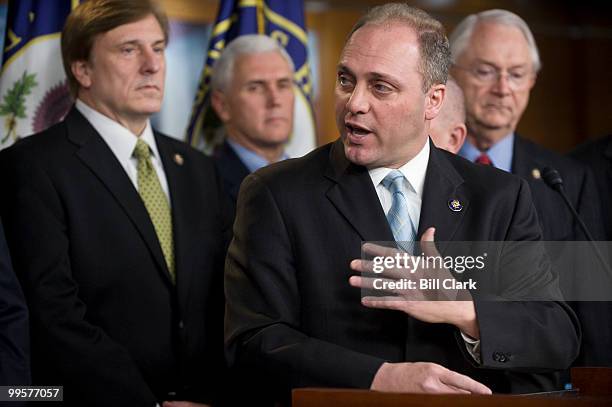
[71,60,92,89]
[447,122,467,154]
[425,84,445,121]
[211,90,231,123]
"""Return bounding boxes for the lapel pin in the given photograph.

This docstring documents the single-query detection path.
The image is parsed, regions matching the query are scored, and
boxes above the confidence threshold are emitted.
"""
[448,199,463,212]
[531,168,541,180]
[173,153,184,166]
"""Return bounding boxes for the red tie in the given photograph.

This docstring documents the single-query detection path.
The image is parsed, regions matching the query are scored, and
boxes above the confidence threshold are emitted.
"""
[475,153,493,166]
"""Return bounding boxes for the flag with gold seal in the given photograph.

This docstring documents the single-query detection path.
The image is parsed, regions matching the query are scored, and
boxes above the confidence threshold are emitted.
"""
[186,0,316,157]
[0,0,80,150]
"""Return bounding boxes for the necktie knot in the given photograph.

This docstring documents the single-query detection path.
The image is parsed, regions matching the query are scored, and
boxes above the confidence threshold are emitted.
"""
[381,170,405,194]
[133,139,151,161]
[475,153,493,166]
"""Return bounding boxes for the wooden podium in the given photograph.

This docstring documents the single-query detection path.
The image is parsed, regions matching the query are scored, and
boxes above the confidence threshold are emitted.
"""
[293,368,612,407]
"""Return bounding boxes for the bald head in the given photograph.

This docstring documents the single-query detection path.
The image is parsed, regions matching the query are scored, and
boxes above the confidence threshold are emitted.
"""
[429,78,467,154]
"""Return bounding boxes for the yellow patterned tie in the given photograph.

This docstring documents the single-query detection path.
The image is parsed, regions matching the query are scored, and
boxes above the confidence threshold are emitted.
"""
[133,139,175,283]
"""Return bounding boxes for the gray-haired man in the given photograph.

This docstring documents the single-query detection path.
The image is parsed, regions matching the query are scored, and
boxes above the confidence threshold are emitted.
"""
[211,34,295,205]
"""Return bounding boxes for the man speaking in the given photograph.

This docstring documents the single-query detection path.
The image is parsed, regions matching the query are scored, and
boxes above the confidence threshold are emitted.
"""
[225,3,579,402]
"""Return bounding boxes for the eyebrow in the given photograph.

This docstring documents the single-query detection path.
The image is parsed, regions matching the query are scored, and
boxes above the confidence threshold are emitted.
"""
[337,64,400,86]
[337,64,354,76]
[473,58,530,70]
[245,75,292,84]
[117,38,166,47]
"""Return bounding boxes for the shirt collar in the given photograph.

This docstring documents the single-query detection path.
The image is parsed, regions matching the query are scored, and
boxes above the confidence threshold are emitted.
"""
[368,138,430,197]
[75,99,159,163]
[226,138,287,173]
[458,132,514,172]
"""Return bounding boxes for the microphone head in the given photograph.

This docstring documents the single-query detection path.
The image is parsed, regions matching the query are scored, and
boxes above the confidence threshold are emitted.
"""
[542,167,564,189]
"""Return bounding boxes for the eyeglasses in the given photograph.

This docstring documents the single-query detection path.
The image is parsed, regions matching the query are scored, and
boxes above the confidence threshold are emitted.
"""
[453,64,534,90]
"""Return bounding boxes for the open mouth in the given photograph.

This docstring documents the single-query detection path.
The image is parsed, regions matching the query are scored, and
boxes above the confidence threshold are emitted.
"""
[346,122,372,137]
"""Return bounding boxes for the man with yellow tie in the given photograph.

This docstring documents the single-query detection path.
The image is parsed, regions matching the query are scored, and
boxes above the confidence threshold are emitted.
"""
[0,1,231,405]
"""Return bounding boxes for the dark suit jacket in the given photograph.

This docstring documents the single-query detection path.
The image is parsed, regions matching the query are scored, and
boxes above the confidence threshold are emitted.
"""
[225,139,580,401]
[213,141,251,208]
[0,108,232,406]
[512,135,604,241]
[0,221,30,386]
[571,135,612,241]
[512,135,610,369]
[570,134,612,367]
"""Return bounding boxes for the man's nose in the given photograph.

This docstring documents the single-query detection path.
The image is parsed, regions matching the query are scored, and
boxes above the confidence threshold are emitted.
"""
[141,47,162,74]
[491,72,512,95]
[345,84,370,115]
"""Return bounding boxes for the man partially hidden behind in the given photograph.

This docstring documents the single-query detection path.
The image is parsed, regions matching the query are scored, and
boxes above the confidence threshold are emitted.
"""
[0,1,231,405]
[429,77,467,154]
[210,34,295,206]
[225,3,579,403]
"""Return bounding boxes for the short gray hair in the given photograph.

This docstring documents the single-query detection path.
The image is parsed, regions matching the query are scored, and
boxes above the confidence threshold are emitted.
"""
[347,3,450,93]
[449,9,541,72]
[210,34,295,92]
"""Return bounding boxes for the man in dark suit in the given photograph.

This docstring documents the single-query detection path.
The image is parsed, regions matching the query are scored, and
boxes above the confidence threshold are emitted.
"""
[0,221,30,386]
[571,135,612,367]
[572,135,612,241]
[225,4,579,402]
[450,9,607,368]
[210,34,294,206]
[450,9,602,242]
[0,1,231,406]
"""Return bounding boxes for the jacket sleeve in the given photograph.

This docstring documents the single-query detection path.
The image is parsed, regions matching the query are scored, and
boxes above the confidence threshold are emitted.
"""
[475,179,581,371]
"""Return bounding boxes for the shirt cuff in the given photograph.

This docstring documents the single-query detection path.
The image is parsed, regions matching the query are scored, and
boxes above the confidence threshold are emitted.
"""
[460,331,482,364]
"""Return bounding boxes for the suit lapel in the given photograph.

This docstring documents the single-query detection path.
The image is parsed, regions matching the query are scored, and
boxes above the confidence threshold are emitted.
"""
[66,108,173,287]
[324,140,394,242]
[156,134,194,301]
[216,141,250,192]
[512,135,542,182]
[417,145,468,252]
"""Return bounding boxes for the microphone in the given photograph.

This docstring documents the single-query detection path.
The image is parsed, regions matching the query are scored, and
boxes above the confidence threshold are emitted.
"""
[541,167,563,190]
[542,166,610,270]
[542,167,594,241]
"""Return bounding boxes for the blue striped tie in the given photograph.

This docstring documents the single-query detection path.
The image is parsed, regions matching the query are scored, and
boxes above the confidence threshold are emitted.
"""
[381,170,416,253]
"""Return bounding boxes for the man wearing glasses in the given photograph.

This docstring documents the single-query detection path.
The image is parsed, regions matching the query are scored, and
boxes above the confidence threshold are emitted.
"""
[450,9,601,243]
[450,10,608,368]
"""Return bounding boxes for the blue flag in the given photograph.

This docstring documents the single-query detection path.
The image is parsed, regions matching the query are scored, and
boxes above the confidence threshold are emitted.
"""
[0,0,80,149]
[186,0,316,157]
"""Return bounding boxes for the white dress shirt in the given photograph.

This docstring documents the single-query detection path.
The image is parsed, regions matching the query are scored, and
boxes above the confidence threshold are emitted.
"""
[75,99,170,204]
[368,138,429,228]
[367,138,481,363]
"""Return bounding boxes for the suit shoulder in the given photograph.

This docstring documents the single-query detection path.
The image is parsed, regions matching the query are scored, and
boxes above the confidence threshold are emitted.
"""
[0,121,70,165]
[571,135,612,162]
[253,142,333,183]
[444,149,524,189]
[518,136,587,175]
[155,132,215,167]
